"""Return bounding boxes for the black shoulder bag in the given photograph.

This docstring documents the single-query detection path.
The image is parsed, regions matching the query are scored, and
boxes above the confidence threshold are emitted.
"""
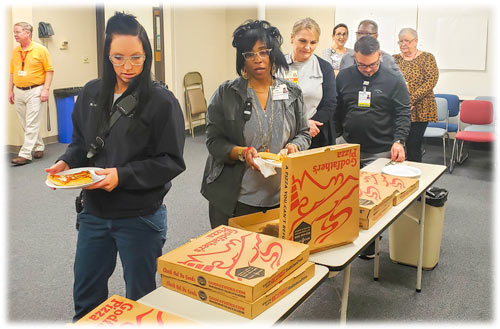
[75,92,139,229]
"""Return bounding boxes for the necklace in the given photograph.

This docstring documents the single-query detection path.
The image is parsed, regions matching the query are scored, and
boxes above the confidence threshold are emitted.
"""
[252,85,274,152]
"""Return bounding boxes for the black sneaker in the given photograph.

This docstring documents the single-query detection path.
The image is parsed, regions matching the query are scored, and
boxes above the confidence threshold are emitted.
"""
[359,253,375,260]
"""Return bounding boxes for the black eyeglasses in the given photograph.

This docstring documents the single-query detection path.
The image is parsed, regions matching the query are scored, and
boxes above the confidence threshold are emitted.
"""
[355,31,377,36]
[355,59,380,69]
[242,49,272,61]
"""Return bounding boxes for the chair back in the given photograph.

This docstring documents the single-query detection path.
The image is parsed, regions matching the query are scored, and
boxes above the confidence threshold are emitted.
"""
[186,88,207,115]
[184,72,203,89]
[183,71,207,115]
[435,93,460,117]
[460,100,493,125]
[435,97,449,122]
[475,96,494,103]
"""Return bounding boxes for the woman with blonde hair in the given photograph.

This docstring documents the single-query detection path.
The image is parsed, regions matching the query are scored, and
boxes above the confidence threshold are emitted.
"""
[280,17,337,149]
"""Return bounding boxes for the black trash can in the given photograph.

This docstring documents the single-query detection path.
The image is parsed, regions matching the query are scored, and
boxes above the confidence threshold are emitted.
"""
[389,187,448,270]
[53,87,83,143]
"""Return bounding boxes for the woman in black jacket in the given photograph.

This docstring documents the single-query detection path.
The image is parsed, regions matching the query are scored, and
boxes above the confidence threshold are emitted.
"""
[280,17,337,148]
[45,12,185,321]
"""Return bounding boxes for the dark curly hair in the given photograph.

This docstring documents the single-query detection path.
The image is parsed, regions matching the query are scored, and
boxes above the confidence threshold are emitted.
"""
[232,20,288,77]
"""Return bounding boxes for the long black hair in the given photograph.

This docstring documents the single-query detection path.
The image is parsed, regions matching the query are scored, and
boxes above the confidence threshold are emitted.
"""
[232,20,288,77]
[94,12,153,134]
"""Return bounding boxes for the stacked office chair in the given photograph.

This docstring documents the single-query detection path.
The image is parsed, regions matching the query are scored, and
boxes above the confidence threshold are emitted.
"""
[423,97,449,167]
[449,100,495,173]
[429,94,460,138]
[184,72,208,138]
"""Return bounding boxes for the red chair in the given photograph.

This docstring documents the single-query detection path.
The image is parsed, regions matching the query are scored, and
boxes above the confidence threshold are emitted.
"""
[449,100,495,173]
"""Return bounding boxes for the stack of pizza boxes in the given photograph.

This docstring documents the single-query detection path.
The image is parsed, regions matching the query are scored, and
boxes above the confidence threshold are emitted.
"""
[75,295,193,325]
[358,170,419,229]
[157,225,314,319]
[230,144,361,253]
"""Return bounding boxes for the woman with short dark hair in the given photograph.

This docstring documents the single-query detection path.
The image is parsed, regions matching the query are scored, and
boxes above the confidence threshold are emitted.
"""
[46,12,186,321]
[322,23,353,76]
[201,19,310,229]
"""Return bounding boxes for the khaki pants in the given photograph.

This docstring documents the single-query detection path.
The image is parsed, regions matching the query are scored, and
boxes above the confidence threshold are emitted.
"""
[14,86,45,160]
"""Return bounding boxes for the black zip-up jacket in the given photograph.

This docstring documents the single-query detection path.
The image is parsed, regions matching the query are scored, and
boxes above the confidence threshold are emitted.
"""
[336,65,411,153]
[59,79,186,219]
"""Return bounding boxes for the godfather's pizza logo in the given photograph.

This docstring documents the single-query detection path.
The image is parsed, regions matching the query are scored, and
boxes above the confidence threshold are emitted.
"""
[288,171,358,244]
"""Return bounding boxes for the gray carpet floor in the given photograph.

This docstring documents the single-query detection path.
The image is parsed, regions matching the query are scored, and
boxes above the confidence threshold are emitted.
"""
[5,132,495,325]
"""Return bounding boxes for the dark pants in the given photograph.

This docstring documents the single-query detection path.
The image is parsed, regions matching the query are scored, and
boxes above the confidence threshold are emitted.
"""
[209,202,279,229]
[406,122,428,162]
[72,205,167,321]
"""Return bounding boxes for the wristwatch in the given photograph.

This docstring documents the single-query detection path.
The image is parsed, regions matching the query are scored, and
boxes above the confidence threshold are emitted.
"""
[394,139,406,147]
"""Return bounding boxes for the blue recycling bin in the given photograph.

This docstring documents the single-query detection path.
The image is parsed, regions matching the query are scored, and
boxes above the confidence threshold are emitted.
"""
[53,87,82,143]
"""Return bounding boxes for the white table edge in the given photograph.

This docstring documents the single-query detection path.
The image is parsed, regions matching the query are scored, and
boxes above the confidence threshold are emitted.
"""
[138,264,329,324]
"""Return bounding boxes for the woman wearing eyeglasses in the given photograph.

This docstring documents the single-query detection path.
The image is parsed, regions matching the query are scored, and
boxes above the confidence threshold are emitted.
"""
[279,17,337,149]
[45,12,185,321]
[201,20,310,229]
[322,23,353,77]
[393,28,438,162]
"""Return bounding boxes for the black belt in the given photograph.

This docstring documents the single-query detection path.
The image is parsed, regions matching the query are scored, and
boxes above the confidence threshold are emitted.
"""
[16,84,42,90]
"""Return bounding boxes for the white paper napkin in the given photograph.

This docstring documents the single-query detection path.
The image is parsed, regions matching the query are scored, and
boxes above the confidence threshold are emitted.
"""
[254,157,277,178]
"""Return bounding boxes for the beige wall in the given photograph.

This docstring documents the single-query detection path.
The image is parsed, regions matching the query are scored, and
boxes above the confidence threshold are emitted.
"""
[5,4,495,148]
[7,5,97,147]
[266,6,335,58]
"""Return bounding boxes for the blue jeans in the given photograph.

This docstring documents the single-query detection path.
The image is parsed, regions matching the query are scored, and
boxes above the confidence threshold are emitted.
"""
[72,205,167,321]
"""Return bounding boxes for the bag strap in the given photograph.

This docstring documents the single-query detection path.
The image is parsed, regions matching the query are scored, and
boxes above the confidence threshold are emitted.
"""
[86,92,138,159]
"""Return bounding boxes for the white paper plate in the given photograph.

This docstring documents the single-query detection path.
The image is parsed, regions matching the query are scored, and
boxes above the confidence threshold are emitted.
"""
[382,164,421,178]
[46,167,105,189]
[261,158,282,169]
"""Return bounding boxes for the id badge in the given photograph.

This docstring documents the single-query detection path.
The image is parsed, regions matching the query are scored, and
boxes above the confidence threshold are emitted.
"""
[18,70,27,77]
[284,70,299,84]
[358,91,371,108]
[272,84,289,100]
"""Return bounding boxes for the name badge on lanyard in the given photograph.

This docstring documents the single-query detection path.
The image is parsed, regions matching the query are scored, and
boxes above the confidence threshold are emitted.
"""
[284,69,299,84]
[358,81,371,108]
[18,50,29,77]
[272,84,289,100]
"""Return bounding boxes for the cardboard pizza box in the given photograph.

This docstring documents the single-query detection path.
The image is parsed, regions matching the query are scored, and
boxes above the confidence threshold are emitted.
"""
[157,225,309,302]
[74,295,193,325]
[229,209,281,237]
[386,174,419,206]
[358,171,397,229]
[161,261,315,319]
[279,144,360,253]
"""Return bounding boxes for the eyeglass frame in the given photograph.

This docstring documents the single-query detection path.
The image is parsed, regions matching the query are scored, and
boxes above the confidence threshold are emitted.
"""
[397,38,416,45]
[355,31,378,36]
[334,32,348,38]
[354,57,381,69]
[109,54,146,66]
[241,49,272,61]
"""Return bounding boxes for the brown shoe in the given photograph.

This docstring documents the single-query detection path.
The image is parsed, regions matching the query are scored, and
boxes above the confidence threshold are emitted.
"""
[34,151,44,159]
[11,156,32,166]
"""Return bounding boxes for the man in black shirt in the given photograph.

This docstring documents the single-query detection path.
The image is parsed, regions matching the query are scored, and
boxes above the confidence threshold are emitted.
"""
[336,36,411,260]
[336,35,410,167]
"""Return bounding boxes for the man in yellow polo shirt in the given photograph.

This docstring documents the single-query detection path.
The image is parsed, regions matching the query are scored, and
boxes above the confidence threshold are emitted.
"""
[9,22,54,166]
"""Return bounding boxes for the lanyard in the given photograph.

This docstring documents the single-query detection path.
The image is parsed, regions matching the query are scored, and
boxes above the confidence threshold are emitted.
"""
[363,81,369,92]
[20,50,29,70]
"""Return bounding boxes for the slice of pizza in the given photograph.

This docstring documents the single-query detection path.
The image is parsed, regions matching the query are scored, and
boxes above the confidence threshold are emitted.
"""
[48,170,93,186]
[257,151,286,163]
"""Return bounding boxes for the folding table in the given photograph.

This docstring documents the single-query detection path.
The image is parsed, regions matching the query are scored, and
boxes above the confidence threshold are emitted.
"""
[309,158,447,323]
